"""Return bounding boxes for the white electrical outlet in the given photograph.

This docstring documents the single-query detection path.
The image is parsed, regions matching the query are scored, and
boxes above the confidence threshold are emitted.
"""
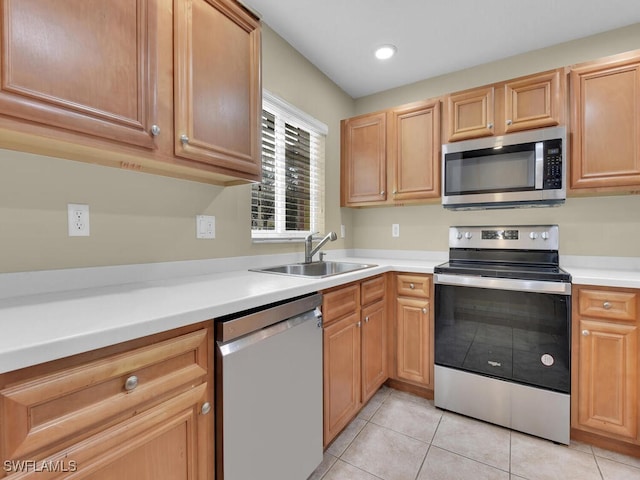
[340,224,346,238]
[68,204,90,237]
[392,223,400,237]
[196,215,215,239]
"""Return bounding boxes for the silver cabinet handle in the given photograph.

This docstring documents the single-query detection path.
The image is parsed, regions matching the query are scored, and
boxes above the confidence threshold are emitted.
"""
[357,321,362,328]
[180,134,189,144]
[422,308,428,314]
[487,123,494,129]
[393,190,398,195]
[582,330,590,336]
[150,124,161,136]
[380,190,385,195]
[506,119,512,126]
[603,301,612,310]
[124,375,138,391]
[409,283,415,289]
[201,402,212,415]
[365,316,369,323]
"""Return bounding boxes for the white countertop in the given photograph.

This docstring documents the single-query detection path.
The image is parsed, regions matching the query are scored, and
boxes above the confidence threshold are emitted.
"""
[0,251,638,374]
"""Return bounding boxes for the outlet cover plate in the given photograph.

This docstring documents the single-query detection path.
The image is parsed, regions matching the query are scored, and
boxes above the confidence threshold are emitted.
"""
[68,204,90,237]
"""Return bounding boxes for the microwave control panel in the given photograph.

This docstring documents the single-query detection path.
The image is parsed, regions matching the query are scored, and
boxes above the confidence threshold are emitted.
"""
[543,139,563,189]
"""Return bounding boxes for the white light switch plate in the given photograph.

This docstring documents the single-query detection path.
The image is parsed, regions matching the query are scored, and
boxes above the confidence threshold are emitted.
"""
[392,224,400,237]
[196,215,215,239]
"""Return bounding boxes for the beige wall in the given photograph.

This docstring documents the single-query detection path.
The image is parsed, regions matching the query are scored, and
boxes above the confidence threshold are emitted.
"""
[351,23,640,258]
[0,25,355,274]
[2,23,640,274]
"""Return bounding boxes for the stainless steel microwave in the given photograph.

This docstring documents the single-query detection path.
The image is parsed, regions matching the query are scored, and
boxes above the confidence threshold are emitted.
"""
[442,126,566,210]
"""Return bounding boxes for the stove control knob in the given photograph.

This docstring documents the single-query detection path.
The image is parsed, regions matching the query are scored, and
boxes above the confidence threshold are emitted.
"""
[541,231,550,241]
[464,232,473,240]
[456,232,463,240]
[529,232,538,240]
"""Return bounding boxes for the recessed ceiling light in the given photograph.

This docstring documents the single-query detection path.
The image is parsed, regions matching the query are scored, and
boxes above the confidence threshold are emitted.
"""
[375,44,397,60]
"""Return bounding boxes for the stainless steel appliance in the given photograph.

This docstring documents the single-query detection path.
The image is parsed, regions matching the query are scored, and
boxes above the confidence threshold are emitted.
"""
[215,293,323,480]
[434,225,571,444]
[442,126,566,210]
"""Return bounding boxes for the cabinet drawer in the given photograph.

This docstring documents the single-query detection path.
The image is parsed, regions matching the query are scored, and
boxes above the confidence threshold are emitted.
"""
[1,328,209,460]
[361,275,385,306]
[396,274,431,298]
[578,288,637,322]
[322,284,360,325]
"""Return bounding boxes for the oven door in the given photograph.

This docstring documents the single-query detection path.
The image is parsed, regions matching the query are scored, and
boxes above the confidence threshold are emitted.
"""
[434,274,571,393]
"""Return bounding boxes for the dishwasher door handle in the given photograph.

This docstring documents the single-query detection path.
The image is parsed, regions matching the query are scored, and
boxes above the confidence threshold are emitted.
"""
[218,308,319,356]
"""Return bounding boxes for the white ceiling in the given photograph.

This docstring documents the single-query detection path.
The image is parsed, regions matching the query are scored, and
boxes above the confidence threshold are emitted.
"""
[239,0,640,98]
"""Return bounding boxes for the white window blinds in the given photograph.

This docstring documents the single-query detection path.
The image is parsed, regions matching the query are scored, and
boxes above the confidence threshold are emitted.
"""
[251,91,327,241]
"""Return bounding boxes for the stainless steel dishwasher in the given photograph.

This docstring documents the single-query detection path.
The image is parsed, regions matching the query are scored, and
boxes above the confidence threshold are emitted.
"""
[215,293,323,480]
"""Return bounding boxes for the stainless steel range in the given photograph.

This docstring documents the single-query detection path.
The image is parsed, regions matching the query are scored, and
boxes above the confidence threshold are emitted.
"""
[434,225,571,444]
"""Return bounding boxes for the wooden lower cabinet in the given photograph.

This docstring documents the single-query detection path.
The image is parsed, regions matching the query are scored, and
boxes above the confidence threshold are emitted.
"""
[393,273,432,390]
[361,299,387,402]
[323,311,361,445]
[395,296,431,387]
[0,323,214,479]
[322,275,387,446]
[572,286,640,455]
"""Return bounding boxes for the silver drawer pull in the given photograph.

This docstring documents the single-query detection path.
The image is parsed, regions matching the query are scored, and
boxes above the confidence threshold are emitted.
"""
[603,301,612,310]
[124,375,139,391]
[180,134,189,144]
[365,316,369,323]
[582,330,590,336]
[422,308,428,314]
[150,124,161,136]
[409,283,415,289]
[201,402,212,415]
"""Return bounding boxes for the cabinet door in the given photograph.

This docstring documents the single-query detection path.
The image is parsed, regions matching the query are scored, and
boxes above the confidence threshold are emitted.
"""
[504,69,563,133]
[570,52,640,192]
[3,385,210,480]
[323,312,361,446]
[395,297,431,387]
[0,0,157,149]
[174,0,261,178]
[341,112,387,205]
[576,319,638,440]
[389,100,441,201]
[446,86,494,142]
[361,300,387,403]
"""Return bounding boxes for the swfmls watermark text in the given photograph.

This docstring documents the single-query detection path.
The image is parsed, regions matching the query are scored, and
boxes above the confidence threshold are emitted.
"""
[3,460,78,473]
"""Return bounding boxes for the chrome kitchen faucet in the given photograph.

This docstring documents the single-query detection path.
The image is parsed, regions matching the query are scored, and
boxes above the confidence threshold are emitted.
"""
[304,231,337,263]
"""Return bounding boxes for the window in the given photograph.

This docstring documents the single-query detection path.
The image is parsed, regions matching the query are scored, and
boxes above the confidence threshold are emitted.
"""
[251,91,327,241]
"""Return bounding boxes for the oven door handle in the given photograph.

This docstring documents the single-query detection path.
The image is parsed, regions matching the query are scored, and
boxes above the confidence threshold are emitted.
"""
[434,273,571,295]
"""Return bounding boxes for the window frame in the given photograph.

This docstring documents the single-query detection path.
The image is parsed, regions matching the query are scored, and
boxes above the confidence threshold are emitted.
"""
[251,91,328,242]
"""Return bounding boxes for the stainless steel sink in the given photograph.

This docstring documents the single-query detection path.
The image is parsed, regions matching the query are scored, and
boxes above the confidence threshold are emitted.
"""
[250,261,377,278]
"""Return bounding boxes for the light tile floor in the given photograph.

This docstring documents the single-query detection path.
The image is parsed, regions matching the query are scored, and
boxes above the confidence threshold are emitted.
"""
[309,386,640,480]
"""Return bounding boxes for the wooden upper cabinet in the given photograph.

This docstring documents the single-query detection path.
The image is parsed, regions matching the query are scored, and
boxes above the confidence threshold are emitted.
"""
[0,0,158,149]
[341,99,442,207]
[569,51,640,193]
[445,69,564,142]
[389,100,441,201]
[341,112,387,205]
[446,86,494,142]
[174,0,261,179]
[504,69,563,133]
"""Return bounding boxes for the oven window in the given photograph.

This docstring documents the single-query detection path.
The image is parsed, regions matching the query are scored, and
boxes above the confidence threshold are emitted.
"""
[434,284,570,393]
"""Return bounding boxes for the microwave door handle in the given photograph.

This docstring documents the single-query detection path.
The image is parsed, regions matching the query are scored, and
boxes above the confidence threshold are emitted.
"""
[535,142,544,189]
